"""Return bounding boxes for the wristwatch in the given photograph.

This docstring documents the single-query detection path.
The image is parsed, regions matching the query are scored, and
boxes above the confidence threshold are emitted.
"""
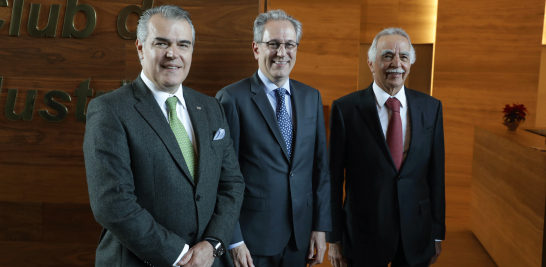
[205,239,225,257]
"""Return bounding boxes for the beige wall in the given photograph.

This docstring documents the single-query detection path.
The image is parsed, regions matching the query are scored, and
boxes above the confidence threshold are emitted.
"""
[536,46,546,128]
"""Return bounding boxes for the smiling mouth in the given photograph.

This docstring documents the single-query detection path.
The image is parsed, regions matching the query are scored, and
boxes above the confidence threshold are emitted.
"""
[162,65,181,70]
[386,69,405,75]
[273,61,288,65]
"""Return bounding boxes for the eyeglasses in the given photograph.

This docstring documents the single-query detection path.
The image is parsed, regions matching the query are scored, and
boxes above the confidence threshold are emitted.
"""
[258,41,299,52]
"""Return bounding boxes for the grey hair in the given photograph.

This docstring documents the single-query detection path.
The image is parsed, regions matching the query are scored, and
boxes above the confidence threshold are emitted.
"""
[254,9,302,42]
[136,5,196,46]
[368,27,416,64]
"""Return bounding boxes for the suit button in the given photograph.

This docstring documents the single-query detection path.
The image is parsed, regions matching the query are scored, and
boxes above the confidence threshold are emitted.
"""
[189,232,196,237]
[196,195,201,201]
[290,172,294,177]
[397,175,401,181]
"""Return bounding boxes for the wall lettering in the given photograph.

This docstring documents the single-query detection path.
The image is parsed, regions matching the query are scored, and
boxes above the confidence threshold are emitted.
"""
[28,3,61,37]
[117,0,154,39]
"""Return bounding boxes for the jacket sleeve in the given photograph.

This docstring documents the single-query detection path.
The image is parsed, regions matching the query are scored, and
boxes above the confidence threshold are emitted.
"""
[215,89,245,245]
[311,91,332,231]
[83,97,187,267]
[428,100,446,240]
[201,98,245,248]
[326,99,347,243]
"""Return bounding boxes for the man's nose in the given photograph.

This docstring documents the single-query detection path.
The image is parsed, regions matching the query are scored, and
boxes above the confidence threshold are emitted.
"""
[276,44,287,57]
[166,48,178,59]
[392,55,401,66]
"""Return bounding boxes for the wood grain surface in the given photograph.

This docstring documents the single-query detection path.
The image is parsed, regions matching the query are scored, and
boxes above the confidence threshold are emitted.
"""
[360,0,437,44]
[471,127,546,267]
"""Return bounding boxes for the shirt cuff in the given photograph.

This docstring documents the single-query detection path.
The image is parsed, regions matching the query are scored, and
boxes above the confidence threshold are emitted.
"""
[172,244,189,266]
[435,239,443,241]
[228,241,244,250]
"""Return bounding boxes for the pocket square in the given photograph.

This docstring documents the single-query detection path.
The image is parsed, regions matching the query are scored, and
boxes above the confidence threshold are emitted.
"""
[213,128,225,140]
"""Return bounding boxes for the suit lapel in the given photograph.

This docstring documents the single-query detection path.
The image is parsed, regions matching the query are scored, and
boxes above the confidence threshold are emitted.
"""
[401,89,422,174]
[290,80,304,164]
[357,85,398,172]
[250,72,290,162]
[132,77,195,186]
[183,87,211,185]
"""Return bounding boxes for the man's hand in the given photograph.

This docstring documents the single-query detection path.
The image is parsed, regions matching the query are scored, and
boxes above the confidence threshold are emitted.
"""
[428,241,442,266]
[177,241,215,267]
[229,243,254,267]
[328,242,345,267]
[307,231,326,266]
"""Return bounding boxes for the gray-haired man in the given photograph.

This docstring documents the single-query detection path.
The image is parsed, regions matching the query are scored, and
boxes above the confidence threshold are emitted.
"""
[84,5,244,267]
[327,28,445,267]
[216,9,331,267]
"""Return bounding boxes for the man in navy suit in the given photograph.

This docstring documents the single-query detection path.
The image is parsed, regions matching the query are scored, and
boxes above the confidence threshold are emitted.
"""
[216,9,331,267]
[327,28,445,267]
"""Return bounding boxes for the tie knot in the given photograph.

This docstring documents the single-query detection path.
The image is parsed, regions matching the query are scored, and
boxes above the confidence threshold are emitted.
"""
[276,88,286,98]
[166,96,178,112]
[385,97,400,112]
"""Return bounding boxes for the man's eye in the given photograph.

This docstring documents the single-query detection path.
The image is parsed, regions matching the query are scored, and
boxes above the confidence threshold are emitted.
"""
[285,43,296,49]
[383,55,393,59]
[268,42,280,49]
[156,42,167,46]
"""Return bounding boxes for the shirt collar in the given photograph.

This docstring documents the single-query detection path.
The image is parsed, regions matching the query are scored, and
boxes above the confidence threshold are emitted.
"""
[257,69,291,96]
[372,82,406,110]
[141,71,187,109]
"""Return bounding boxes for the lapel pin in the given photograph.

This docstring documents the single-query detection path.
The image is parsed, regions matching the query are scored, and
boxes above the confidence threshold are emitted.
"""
[196,106,201,109]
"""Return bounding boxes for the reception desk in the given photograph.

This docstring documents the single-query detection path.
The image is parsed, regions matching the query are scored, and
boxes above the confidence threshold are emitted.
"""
[471,126,546,267]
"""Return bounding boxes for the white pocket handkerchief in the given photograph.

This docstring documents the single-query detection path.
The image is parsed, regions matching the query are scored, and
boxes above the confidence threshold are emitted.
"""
[213,128,225,140]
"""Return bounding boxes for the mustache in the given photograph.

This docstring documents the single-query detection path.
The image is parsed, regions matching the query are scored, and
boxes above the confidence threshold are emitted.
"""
[386,68,405,73]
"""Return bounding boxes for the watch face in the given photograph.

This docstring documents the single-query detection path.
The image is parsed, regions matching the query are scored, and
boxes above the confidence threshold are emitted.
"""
[216,246,225,257]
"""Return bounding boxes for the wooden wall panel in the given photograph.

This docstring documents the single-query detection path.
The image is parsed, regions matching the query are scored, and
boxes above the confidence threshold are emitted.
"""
[360,0,437,44]
[433,0,543,191]
[267,0,361,107]
[0,242,96,267]
[0,0,257,265]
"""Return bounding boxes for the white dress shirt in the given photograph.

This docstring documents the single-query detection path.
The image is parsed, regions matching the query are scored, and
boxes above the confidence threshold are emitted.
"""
[140,71,193,265]
[258,68,292,118]
[372,82,410,163]
[141,71,197,154]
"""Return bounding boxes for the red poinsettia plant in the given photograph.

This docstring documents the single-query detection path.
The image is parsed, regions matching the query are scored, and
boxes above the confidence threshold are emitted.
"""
[502,103,528,123]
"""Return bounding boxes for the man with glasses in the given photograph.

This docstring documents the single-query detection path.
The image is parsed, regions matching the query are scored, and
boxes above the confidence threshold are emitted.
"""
[216,9,331,267]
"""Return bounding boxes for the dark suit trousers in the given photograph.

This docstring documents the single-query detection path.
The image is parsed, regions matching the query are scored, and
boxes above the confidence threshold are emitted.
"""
[251,234,309,267]
[347,235,430,267]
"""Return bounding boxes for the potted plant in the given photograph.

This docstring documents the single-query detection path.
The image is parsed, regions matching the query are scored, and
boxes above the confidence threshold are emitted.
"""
[502,103,528,131]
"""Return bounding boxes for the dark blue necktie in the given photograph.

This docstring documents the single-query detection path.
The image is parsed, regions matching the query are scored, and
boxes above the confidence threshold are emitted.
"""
[275,88,293,158]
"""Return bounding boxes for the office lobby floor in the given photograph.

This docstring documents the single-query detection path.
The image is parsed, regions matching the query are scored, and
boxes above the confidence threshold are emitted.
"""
[316,185,497,267]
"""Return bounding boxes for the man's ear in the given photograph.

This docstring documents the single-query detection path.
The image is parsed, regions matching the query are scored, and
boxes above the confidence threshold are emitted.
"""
[252,41,260,60]
[368,58,375,73]
[136,38,144,61]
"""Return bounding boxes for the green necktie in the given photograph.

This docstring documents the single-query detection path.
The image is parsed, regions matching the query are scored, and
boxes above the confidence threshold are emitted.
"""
[166,96,196,179]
